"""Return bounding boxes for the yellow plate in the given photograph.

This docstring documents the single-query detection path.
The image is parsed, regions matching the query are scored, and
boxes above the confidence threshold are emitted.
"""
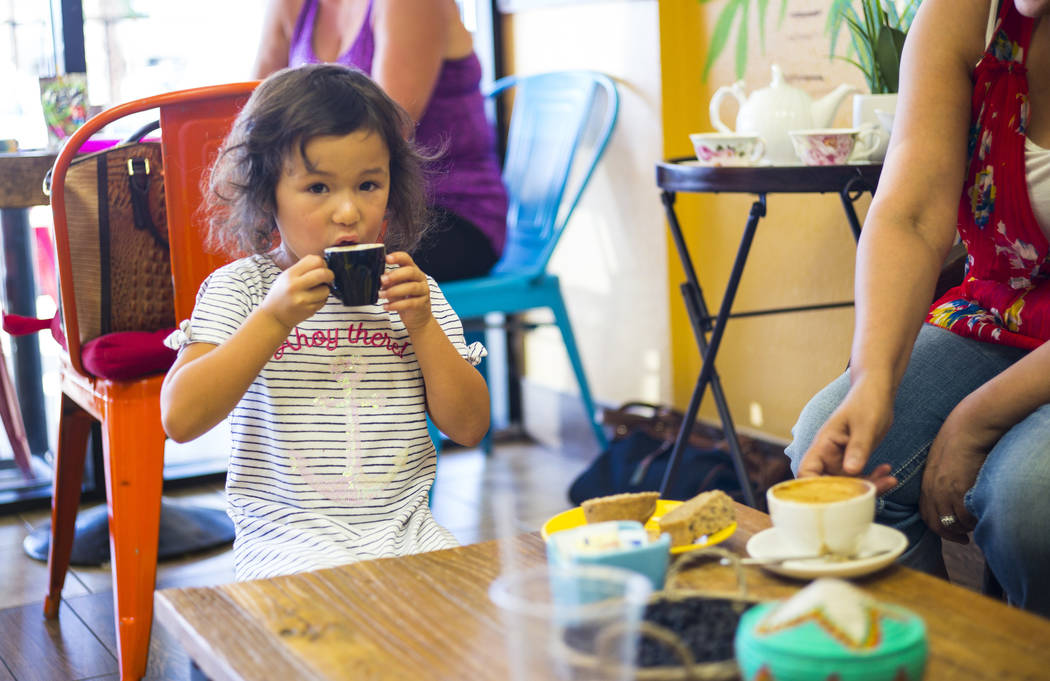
[541,499,737,555]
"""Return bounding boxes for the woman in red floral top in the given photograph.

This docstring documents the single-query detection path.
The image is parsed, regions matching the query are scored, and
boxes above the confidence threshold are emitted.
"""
[787,0,1050,616]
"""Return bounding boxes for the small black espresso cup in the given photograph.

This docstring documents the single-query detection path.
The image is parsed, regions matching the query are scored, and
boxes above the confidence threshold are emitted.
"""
[324,243,386,306]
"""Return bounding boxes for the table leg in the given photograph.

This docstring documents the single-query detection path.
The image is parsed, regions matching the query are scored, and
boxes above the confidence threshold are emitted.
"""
[839,175,876,242]
[676,279,757,508]
[659,192,765,507]
[0,208,49,455]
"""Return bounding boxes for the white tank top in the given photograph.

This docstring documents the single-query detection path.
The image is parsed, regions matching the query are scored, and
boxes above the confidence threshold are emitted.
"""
[1027,139,1050,241]
[985,0,1050,239]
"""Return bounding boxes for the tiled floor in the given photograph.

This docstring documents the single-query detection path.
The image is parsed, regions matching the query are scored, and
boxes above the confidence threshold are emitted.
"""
[0,434,594,681]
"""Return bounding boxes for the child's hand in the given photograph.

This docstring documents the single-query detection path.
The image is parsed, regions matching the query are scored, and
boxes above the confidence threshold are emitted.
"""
[381,251,432,332]
[260,254,333,330]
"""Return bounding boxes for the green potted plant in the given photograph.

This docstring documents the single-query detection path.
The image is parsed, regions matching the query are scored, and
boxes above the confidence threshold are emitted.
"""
[695,0,922,160]
[827,0,922,161]
[697,0,788,82]
[826,0,922,94]
[696,0,921,89]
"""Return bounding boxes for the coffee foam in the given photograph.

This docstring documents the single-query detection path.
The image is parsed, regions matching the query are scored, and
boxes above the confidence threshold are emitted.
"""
[771,477,870,504]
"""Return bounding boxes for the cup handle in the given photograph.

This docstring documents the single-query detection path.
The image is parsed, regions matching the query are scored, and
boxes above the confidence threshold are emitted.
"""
[749,137,766,164]
[851,122,880,161]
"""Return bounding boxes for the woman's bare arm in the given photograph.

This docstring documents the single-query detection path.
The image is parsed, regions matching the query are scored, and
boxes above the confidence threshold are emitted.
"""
[800,0,992,477]
[850,0,989,390]
[370,0,460,121]
[253,0,301,78]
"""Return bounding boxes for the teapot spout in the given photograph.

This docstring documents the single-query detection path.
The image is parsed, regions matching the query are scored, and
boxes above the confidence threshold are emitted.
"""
[812,84,857,128]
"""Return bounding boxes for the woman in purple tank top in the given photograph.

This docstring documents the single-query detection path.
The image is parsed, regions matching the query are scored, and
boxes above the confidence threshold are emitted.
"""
[254,0,508,282]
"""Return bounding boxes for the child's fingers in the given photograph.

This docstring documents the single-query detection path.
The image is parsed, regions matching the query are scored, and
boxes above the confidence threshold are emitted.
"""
[381,279,429,303]
[288,279,330,308]
[293,271,334,296]
[291,254,327,274]
[385,250,417,268]
[282,254,333,286]
[381,262,425,289]
[307,267,335,288]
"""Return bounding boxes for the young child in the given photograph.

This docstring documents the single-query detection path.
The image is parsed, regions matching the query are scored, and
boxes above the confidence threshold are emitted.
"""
[160,64,490,581]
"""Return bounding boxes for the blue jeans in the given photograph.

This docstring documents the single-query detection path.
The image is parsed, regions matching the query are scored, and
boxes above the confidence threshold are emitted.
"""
[785,324,1050,616]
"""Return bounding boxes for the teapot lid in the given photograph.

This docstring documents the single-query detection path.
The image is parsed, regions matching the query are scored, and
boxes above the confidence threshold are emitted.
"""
[771,64,787,87]
[764,64,804,96]
[748,64,810,107]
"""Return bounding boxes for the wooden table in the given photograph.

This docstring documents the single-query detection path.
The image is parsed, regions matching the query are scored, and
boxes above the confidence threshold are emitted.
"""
[155,503,1050,680]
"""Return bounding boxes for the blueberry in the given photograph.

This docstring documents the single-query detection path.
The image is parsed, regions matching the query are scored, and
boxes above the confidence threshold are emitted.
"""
[635,596,754,667]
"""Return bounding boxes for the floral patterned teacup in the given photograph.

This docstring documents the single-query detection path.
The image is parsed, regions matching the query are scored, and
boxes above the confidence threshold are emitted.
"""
[788,124,880,165]
[690,132,767,167]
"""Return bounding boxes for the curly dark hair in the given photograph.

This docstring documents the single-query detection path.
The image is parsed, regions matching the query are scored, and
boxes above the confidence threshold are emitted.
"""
[204,64,432,256]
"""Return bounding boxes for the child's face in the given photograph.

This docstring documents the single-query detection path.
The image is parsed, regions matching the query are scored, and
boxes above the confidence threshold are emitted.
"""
[272,129,390,266]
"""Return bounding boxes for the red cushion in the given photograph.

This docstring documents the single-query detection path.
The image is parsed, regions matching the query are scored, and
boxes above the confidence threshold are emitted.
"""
[2,311,65,349]
[81,328,177,381]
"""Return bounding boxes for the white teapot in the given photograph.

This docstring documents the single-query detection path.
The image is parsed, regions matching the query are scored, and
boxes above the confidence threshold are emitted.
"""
[710,65,856,165]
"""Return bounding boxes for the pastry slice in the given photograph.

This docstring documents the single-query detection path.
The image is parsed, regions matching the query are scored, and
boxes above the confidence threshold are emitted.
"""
[581,491,660,525]
[658,489,735,547]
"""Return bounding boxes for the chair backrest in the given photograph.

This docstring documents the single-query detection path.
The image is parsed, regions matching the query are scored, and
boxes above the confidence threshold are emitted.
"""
[49,82,257,376]
[488,71,619,279]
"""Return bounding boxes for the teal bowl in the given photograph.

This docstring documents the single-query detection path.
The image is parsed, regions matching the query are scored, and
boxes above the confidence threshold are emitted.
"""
[734,600,927,681]
[546,520,671,590]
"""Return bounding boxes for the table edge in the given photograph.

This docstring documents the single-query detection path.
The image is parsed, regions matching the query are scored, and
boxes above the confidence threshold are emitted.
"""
[655,156,882,195]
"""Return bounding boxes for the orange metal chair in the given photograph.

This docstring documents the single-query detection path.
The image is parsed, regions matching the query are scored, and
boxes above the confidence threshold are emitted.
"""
[47,82,257,681]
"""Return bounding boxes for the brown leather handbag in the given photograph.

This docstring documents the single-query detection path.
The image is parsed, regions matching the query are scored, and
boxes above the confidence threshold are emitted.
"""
[50,125,174,345]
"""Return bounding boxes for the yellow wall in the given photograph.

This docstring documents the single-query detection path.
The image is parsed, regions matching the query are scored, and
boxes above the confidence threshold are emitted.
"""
[501,2,673,419]
[500,0,873,442]
[658,0,870,440]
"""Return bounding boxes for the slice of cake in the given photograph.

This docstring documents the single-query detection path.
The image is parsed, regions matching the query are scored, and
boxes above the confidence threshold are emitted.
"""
[658,489,735,547]
[581,491,660,525]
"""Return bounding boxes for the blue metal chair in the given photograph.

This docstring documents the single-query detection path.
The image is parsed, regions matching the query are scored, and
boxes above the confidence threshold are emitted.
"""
[441,70,619,453]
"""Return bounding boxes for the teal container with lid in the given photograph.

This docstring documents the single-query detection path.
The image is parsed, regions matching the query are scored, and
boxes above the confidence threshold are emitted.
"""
[734,579,927,681]
[546,520,671,590]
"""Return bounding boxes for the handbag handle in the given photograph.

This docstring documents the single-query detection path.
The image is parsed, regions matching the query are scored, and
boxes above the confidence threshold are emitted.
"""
[122,119,169,249]
[127,154,168,249]
[43,120,163,196]
[602,402,722,450]
[124,120,160,142]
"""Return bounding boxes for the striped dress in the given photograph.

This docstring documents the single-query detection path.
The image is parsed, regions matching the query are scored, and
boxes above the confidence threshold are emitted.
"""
[174,254,481,580]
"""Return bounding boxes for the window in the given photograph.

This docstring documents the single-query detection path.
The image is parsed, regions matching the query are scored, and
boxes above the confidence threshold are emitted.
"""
[81,0,264,138]
[0,2,58,149]
[0,0,264,147]
[82,0,263,105]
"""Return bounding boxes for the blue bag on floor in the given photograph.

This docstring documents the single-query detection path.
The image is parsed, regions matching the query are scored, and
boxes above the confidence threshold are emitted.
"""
[567,429,743,505]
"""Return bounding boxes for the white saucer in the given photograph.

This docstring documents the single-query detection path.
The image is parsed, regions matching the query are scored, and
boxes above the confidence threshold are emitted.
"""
[745,524,908,579]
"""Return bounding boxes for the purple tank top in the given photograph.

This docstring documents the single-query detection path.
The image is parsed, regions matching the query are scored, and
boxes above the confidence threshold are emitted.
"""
[288,0,508,254]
